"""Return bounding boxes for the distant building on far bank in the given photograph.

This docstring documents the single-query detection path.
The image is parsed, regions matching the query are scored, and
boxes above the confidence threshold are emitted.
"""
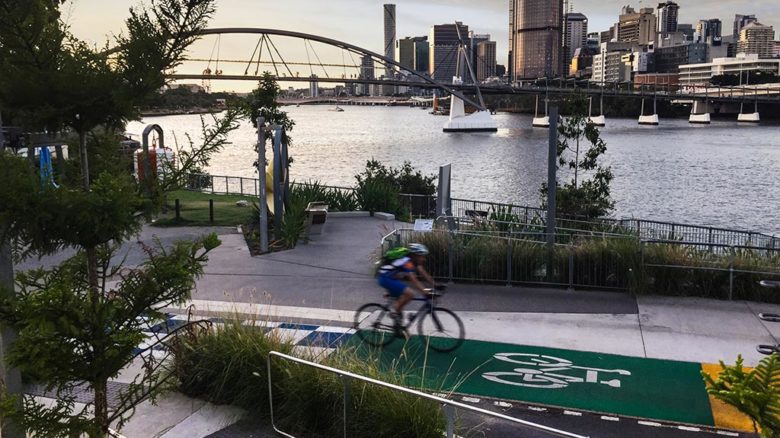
[738,22,775,59]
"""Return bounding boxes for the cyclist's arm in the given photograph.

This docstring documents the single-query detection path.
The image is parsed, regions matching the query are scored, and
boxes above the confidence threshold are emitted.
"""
[416,265,436,289]
[406,271,429,295]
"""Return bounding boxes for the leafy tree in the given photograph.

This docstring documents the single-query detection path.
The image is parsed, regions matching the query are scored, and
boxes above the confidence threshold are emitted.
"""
[355,159,436,196]
[540,93,614,219]
[245,71,295,146]
[703,354,780,437]
[0,0,230,436]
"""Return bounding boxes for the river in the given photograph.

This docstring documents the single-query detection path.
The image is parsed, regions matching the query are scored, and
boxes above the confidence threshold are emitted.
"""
[128,106,780,235]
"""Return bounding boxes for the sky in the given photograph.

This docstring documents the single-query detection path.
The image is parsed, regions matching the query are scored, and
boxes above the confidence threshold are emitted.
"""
[63,0,780,91]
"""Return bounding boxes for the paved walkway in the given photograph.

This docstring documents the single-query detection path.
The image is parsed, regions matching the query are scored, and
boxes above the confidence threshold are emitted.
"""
[16,217,775,436]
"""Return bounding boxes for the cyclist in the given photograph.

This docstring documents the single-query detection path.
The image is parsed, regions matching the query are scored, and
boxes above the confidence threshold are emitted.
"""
[377,243,437,328]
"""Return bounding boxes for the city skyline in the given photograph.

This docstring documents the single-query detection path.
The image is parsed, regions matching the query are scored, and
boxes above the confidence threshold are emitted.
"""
[62,0,780,90]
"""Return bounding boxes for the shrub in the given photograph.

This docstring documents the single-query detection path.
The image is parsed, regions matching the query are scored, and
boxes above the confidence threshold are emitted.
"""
[173,319,446,437]
[356,178,402,216]
[703,354,780,437]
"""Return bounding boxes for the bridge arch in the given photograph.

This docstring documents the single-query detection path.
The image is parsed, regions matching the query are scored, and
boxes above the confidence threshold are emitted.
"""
[177,28,484,110]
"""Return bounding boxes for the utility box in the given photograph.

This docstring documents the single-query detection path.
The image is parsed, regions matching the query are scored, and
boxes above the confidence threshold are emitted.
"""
[304,202,329,238]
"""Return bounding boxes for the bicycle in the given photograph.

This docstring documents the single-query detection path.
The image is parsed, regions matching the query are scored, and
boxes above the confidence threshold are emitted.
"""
[353,286,465,352]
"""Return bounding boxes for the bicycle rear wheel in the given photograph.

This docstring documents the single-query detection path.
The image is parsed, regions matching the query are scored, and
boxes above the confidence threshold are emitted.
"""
[354,303,396,348]
[417,307,465,352]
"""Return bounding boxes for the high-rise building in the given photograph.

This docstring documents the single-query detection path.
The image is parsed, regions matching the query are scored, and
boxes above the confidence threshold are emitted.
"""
[733,14,757,39]
[656,1,679,35]
[383,4,396,95]
[738,22,775,58]
[412,37,429,73]
[468,33,491,82]
[429,22,469,83]
[696,19,722,44]
[617,6,657,45]
[396,37,416,71]
[509,0,563,80]
[476,40,497,81]
[357,55,375,95]
[564,12,588,76]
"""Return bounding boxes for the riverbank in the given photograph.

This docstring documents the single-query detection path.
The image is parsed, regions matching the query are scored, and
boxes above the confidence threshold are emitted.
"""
[140,107,220,117]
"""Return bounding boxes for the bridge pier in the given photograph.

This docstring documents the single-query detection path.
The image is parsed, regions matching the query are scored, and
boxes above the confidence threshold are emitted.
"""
[689,100,711,124]
[588,96,605,126]
[532,95,549,128]
[737,101,760,123]
[638,98,659,125]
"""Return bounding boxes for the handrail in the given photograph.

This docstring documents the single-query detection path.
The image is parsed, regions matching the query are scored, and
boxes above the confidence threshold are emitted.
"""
[267,351,588,438]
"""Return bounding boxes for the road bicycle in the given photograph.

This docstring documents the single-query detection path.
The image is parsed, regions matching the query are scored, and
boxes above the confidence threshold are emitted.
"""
[353,286,465,352]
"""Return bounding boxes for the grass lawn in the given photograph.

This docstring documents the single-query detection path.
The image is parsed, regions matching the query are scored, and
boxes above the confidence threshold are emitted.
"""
[154,190,257,227]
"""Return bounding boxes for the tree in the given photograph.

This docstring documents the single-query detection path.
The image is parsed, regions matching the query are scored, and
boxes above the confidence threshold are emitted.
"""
[245,72,295,145]
[540,93,614,219]
[0,0,227,436]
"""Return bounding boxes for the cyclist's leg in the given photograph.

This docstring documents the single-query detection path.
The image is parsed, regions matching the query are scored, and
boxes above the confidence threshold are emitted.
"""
[378,275,410,313]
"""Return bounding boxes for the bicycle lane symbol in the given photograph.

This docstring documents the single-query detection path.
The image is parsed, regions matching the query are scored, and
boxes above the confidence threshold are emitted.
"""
[482,353,632,390]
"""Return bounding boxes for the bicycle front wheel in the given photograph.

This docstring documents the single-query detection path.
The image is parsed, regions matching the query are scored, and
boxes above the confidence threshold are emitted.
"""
[354,303,396,348]
[417,307,465,352]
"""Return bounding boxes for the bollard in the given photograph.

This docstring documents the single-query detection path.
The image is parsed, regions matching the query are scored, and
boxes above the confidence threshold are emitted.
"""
[506,239,513,286]
[568,252,575,291]
[209,199,214,224]
[175,199,180,220]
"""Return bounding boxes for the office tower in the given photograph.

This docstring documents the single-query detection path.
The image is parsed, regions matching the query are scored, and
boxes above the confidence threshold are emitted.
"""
[565,12,588,74]
[617,6,657,45]
[738,22,775,58]
[696,19,722,43]
[429,22,469,83]
[396,37,416,71]
[413,37,429,73]
[358,55,375,95]
[734,14,758,39]
[469,32,490,82]
[383,4,396,95]
[509,0,563,80]
[383,4,396,66]
[476,40,497,81]
[656,1,679,34]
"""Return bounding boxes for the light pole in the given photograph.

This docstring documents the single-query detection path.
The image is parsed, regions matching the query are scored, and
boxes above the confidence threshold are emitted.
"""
[257,117,269,253]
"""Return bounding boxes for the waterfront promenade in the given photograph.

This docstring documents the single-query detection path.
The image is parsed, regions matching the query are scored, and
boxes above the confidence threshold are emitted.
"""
[18,217,775,437]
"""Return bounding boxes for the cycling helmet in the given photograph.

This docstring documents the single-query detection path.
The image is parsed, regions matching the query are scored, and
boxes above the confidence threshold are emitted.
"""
[407,243,429,256]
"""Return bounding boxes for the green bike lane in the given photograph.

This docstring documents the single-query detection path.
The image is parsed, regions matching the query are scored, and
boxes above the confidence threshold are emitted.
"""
[355,336,717,427]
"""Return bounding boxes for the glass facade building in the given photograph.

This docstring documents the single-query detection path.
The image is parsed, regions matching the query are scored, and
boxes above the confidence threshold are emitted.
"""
[509,0,563,80]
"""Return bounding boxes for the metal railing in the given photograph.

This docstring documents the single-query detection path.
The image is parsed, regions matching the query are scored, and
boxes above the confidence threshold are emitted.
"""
[185,173,778,249]
[382,226,780,295]
[267,351,587,438]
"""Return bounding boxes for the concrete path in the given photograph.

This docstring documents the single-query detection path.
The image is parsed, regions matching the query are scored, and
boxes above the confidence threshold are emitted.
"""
[14,217,776,436]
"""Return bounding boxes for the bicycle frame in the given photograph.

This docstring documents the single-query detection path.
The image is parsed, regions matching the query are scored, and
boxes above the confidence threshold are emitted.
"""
[384,295,438,330]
